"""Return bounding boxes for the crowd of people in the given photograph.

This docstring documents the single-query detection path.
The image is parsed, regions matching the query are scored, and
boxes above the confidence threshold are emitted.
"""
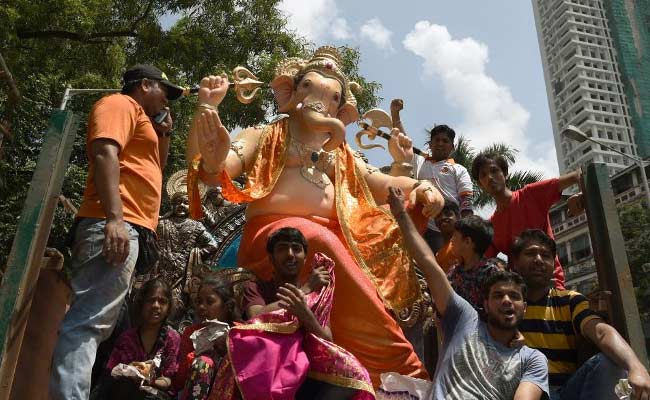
[45,60,650,400]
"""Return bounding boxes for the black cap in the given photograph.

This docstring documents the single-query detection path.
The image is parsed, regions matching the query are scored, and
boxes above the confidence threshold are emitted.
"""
[123,64,184,101]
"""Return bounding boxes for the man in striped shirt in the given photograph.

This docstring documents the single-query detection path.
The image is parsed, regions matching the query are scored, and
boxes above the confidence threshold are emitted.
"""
[512,229,650,400]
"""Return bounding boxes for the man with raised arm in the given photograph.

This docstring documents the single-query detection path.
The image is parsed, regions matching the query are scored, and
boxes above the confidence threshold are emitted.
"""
[388,99,474,252]
[388,186,549,400]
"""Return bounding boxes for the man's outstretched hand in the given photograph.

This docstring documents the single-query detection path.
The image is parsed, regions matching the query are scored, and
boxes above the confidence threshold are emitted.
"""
[387,186,407,217]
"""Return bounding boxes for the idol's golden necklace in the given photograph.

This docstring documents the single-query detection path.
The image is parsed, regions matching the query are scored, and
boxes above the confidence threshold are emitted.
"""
[290,135,335,189]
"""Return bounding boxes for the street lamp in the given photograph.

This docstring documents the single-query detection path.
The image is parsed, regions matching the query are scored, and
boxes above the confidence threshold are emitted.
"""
[562,125,650,208]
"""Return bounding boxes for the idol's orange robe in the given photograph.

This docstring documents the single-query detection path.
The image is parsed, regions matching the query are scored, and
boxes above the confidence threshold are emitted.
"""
[190,118,428,386]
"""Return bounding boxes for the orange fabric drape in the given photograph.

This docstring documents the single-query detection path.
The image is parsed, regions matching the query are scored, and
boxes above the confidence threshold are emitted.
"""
[220,117,421,311]
[191,117,429,385]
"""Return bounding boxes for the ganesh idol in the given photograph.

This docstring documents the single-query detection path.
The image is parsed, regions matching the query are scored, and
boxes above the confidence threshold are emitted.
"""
[186,46,443,386]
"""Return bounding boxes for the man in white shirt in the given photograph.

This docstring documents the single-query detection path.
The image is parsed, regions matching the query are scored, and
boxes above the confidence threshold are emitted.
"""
[389,99,473,252]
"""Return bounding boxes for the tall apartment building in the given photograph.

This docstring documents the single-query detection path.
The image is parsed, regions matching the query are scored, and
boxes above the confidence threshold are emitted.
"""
[603,1,650,158]
[532,0,639,176]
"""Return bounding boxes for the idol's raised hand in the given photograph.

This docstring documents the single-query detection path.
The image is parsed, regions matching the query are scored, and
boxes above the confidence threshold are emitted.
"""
[388,128,414,163]
[197,108,230,174]
[410,180,444,219]
[198,74,230,107]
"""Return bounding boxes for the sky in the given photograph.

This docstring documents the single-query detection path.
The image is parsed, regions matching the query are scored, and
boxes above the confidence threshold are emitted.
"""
[162,1,560,179]
[276,0,560,179]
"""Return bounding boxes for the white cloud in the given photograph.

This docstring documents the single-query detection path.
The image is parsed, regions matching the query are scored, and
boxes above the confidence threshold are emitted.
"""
[403,21,558,178]
[331,17,352,40]
[278,0,350,42]
[360,18,394,51]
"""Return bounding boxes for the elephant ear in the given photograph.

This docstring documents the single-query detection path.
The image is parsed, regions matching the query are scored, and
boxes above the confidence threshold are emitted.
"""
[270,75,295,113]
[336,103,359,126]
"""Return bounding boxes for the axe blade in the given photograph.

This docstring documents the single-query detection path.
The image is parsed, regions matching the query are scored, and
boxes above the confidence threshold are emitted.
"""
[362,108,393,131]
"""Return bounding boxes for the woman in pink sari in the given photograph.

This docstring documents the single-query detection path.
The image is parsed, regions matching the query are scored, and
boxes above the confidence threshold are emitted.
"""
[209,252,375,400]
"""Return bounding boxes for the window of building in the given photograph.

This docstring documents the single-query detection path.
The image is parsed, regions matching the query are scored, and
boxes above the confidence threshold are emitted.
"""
[550,209,564,227]
[570,233,592,262]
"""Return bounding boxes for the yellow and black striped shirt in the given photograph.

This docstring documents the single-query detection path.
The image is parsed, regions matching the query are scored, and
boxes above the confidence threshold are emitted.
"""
[520,288,600,387]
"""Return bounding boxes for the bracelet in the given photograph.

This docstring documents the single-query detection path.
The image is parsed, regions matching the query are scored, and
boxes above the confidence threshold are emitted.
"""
[198,103,217,111]
[391,161,413,170]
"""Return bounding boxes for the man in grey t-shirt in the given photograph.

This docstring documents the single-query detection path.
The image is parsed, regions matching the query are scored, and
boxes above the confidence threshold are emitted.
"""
[388,187,549,400]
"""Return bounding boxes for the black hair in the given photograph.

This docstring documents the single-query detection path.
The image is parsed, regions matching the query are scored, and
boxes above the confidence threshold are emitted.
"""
[121,79,143,95]
[454,215,494,256]
[135,278,173,323]
[425,124,456,147]
[134,278,173,354]
[482,270,527,301]
[439,200,460,217]
[266,227,308,254]
[198,277,242,324]
[511,229,557,258]
[470,152,509,182]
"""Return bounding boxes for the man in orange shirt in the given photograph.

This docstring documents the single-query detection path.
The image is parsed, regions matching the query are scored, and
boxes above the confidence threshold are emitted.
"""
[49,65,183,400]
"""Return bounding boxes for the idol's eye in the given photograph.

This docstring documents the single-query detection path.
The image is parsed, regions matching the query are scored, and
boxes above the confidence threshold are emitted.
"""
[333,93,340,102]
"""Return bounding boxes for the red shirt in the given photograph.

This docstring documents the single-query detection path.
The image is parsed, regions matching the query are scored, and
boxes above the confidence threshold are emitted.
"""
[486,178,565,289]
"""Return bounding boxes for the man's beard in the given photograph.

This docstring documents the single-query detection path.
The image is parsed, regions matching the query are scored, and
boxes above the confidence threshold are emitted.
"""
[486,309,522,331]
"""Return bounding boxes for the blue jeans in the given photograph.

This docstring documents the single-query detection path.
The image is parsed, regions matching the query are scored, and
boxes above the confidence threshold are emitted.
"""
[550,353,626,400]
[49,218,139,400]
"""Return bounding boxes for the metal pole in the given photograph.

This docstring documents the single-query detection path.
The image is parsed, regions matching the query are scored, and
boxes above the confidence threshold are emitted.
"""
[583,163,649,366]
[59,88,120,110]
[581,136,650,207]
[0,111,79,397]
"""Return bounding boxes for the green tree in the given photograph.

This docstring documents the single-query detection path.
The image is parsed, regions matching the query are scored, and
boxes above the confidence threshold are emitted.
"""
[450,136,544,207]
[0,0,381,266]
[618,204,650,316]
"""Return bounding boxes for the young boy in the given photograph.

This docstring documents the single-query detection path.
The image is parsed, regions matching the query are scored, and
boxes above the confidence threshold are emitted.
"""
[434,201,460,272]
[445,215,500,312]
[471,152,583,290]
[389,100,473,252]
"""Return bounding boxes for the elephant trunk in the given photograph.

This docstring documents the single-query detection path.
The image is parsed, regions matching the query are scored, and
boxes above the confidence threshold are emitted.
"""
[299,102,346,151]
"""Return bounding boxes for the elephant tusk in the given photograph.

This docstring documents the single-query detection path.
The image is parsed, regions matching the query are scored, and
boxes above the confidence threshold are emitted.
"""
[355,129,386,151]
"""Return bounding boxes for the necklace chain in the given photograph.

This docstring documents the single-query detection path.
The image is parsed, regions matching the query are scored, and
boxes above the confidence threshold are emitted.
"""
[290,136,335,189]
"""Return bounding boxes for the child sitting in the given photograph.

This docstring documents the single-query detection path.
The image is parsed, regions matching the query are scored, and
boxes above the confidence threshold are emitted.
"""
[97,278,180,399]
[173,277,240,400]
[445,215,499,312]
[434,201,461,272]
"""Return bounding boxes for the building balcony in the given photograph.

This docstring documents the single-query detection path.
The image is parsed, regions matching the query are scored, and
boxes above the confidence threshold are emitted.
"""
[564,257,597,283]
